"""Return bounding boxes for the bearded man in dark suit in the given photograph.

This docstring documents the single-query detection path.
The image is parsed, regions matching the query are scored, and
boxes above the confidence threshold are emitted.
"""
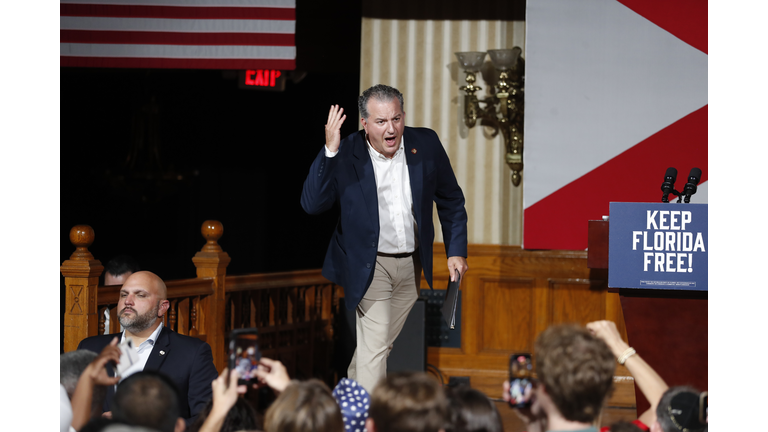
[77,271,218,425]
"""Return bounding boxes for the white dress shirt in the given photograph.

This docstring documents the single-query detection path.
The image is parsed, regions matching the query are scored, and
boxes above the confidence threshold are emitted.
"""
[119,321,164,382]
[325,137,418,254]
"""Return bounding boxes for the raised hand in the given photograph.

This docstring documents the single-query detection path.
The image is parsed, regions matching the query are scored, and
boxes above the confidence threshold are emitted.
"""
[85,336,122,386]
[252,357,291,394]
[502,380,546,432]
[585,320,627,357]
[325,104,346,153]
[70,337,121,430]
[211,368,242,416]
[198,368,243,432]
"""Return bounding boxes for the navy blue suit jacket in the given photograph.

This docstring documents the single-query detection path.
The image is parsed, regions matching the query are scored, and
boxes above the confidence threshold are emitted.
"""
[301,127,468,310]
[77,326,218,424]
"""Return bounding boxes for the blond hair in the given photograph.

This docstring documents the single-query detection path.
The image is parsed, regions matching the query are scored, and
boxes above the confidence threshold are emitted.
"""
[264,379,344,432]
[369,371,448,432]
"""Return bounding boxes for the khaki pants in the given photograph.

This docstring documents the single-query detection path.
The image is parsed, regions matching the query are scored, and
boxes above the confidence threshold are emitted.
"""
[347,253,421,392]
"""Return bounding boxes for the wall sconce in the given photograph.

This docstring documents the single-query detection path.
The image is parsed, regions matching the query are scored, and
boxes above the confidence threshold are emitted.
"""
[456,48,525,186]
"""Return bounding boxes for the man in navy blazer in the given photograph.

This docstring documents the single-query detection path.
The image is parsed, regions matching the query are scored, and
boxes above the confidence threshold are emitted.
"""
[301,84,468,391]
[77,271,217,425]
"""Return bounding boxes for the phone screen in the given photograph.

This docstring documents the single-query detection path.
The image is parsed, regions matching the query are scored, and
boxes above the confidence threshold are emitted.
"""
[508,353,534,408]
[228,328,261,385]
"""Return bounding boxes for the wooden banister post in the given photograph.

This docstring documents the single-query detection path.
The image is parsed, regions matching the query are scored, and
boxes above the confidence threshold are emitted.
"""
[192,220,230,372]
[60,225,104,352]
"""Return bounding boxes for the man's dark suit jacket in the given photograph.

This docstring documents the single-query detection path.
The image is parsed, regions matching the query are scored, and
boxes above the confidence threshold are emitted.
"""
[77,326,218,424]
[301,127,468,310]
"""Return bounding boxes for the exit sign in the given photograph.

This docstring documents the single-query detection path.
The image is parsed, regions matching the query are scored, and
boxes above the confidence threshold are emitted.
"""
[238,70,286,91]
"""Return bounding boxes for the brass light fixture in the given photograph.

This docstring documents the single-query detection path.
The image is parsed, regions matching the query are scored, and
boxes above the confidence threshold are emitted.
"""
[456,48,525,186]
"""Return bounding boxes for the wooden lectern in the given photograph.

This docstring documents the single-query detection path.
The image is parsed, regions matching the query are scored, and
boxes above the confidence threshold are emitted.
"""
[588,219,707,417]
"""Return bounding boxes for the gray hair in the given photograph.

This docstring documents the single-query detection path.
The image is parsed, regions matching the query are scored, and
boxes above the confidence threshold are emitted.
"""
[358,84,405,120]
[61,349,109,419]
[60,350,99,397]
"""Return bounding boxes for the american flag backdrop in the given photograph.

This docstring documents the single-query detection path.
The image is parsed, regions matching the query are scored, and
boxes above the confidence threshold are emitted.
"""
[60,0,296,70]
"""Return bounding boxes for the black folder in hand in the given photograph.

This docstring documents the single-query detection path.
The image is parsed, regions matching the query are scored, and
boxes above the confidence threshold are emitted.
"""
[441,269,461,329]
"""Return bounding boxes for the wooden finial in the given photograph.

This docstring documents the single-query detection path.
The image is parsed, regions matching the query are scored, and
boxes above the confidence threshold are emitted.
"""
[200,220,223,252]
[192,220,229,370]
[69,224,96,260]
[61,224,103,351]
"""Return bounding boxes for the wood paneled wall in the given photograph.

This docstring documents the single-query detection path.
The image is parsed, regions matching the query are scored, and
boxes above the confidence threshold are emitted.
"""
[426,244,634,406]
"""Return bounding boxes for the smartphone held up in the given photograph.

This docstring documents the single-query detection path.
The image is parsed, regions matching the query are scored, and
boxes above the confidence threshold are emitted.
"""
[228,328,262,385]
[508,353,535,408]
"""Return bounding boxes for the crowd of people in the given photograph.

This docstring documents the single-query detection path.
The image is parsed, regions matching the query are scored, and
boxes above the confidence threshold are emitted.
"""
[61,316,707,432]
[60,83,706,431]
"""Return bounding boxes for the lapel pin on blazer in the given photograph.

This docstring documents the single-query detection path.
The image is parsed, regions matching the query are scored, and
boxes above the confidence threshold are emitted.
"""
[411,148,417,154]
[159,350,166,356]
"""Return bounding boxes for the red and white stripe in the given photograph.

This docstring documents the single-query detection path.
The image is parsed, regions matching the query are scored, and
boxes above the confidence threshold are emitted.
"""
[523,0,707,250]
[60,0,296,70]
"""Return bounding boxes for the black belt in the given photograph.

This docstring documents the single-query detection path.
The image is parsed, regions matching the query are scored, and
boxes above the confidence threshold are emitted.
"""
[376,251,415,258]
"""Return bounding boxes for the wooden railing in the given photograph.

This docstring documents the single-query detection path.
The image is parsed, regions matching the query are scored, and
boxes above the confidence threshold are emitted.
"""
[60,221,341,380]
[224,271,340,383]
[61,222,635,410]
[96,277,217,339]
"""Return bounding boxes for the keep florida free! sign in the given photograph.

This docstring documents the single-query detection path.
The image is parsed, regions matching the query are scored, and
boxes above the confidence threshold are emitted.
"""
[608,202,707,291]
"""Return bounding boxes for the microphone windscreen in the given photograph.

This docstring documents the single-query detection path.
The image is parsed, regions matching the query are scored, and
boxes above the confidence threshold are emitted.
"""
[688,168,702,185]
[665,167,677,181]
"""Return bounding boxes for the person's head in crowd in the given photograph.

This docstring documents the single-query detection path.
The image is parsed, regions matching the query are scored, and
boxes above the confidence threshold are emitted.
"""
[445,385,503,432]
[105,255,141,286]
[111,371,186,432]
[60,349,98,396]
[117,271,170,336]
[532,324,615,427]
[610,420,644,432]
[60,350,108,419]
[368,371,448,432]
[332,378,370,432]
[652,386,707,432]
[189,397,261,432]
[264,379,344,432]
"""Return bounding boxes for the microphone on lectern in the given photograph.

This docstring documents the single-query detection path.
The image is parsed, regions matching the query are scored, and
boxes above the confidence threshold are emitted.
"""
[661,167,678,203]
[682,167,702,203]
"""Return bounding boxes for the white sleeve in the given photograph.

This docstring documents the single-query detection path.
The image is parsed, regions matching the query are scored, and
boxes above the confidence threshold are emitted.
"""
[61,385,73,432]
[324,146,339,158]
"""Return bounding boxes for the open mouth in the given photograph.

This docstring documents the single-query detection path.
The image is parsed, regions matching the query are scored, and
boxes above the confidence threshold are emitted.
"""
[385,136,397,146]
